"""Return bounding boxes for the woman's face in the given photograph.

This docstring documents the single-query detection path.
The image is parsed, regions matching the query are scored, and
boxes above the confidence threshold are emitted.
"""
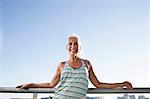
[67,37,79,56]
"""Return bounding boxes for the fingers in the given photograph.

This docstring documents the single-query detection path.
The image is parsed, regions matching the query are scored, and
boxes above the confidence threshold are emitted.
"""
[16,85,24,90]
[16,84,29,90]
[16,85,22,88]
[124,81,133,90]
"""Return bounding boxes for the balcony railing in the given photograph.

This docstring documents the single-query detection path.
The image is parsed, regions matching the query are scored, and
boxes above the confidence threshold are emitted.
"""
[0,87,150,99]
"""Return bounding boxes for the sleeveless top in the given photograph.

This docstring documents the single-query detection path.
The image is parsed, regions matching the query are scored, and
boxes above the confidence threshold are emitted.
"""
[53,60,89,99]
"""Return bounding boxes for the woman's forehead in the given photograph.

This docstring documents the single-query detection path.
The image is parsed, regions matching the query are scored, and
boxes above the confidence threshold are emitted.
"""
[68,37,78,42]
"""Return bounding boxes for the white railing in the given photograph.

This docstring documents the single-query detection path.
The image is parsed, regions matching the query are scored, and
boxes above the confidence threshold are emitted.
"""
[0,87,150,99]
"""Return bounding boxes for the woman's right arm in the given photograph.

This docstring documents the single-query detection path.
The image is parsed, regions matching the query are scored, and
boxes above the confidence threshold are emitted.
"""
[16,62,64,89]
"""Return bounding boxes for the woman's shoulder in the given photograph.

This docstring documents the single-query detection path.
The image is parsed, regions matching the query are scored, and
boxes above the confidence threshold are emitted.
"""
[58,61,66,67]
[58,61,67,70]
[80,58,92,70]
[80,58,90,63]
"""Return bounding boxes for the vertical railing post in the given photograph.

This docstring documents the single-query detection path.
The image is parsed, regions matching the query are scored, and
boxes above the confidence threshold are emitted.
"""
[33,93,38,99]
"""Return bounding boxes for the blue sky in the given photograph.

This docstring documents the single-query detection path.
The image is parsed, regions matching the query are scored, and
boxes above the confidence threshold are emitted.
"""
[0,0,149,88]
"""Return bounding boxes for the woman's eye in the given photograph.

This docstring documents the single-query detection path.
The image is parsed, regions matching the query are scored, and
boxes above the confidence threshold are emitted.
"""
[69,42,78,46]
[74,42,78,45]
[69,43,72,45]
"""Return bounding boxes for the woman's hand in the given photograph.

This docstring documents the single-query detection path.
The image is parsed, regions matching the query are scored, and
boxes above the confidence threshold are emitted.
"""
[122,81,133,90]
[16,83,32,89]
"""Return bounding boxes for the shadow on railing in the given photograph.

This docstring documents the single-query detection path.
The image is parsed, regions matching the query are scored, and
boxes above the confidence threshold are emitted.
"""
[0,87,150,99]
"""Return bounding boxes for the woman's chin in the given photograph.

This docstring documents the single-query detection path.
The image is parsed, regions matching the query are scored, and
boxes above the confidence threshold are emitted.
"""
[69,52,77,56]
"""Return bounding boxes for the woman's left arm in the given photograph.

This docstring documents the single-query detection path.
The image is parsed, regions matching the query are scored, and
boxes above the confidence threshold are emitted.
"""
[85,60,133,89]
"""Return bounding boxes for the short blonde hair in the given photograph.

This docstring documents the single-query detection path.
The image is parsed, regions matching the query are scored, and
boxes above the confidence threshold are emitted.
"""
[67,34,81,46]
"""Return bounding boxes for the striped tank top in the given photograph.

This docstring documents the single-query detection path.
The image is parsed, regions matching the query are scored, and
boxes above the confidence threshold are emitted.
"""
[53,60,88,99]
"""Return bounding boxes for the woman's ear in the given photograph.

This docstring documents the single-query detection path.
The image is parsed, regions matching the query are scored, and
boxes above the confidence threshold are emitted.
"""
[66,45,68,50]
[79,46,81,51]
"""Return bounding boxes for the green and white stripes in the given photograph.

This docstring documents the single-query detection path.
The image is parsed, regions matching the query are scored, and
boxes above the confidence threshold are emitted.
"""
[53,61,88,99]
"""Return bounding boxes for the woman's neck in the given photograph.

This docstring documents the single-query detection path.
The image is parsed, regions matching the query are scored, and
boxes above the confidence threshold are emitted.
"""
[69,55,78,62]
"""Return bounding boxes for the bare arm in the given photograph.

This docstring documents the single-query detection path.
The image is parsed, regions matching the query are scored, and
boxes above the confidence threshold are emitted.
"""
[85,60,133,89]
[16,62,64,89]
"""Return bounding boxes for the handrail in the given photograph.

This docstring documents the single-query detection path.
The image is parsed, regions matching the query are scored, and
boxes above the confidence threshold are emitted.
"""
[0,87,150,99]
[0,87,150,93]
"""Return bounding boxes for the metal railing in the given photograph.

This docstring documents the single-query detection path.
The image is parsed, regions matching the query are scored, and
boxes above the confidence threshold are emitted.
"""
[0,87,150,99]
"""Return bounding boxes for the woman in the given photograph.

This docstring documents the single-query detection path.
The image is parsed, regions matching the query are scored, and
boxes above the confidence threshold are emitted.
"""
[17,34,133,99]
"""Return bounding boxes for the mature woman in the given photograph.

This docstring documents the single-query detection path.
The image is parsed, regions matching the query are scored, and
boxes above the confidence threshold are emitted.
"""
[17,34,133,99]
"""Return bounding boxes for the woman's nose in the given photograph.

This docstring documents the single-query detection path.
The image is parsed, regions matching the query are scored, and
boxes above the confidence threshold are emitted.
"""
[71,45,76,49]
[71,45,75,47]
